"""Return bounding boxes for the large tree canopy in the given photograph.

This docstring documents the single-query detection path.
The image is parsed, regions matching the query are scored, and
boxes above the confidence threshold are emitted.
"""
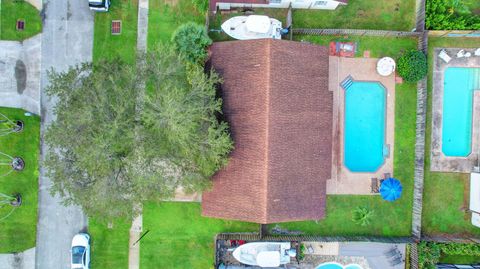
[45,47,232,220]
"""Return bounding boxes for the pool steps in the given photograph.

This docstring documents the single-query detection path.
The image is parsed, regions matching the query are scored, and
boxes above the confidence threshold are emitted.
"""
[340,76,354,90]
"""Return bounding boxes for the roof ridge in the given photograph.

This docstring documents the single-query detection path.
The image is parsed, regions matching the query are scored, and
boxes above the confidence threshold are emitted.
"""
[263,39,272,223]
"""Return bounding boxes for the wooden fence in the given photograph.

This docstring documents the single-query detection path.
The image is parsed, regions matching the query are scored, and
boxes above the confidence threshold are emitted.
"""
[292,28,421,37]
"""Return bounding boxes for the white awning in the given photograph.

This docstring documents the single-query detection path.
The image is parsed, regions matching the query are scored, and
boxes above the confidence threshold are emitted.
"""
[470,173,480,213]
[256,251,281,267]
[245,15,271,34]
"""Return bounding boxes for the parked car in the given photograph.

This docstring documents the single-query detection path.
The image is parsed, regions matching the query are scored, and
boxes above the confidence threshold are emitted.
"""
[71,233,90,269]
[88,0,110,12]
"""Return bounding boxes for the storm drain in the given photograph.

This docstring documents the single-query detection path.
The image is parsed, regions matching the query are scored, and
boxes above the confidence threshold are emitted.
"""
[16,20,25,31]
[111,20,122,35]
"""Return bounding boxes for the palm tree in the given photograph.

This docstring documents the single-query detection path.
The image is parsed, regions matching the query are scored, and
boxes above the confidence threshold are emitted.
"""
[0,112,23,136]
[0,151,24,177]
[352,206,374,226]
[0,192,22,221]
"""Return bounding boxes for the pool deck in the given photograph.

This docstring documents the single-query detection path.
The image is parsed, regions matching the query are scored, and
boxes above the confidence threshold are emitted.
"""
[327,56,396,195]
[430,48,480,173]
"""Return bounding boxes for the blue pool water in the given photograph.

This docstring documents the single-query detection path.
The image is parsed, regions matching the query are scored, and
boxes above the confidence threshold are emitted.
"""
[344,81,387,172]
[316,262,363,269]
[442,67,480,157]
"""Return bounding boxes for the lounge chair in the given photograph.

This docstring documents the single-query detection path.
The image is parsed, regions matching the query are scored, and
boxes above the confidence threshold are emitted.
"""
[383,246,398,257]
[457,49,466,58]
[371,178,379,193]
[475,48,480,56]
[389,257,403,266]
[439,49,452,63]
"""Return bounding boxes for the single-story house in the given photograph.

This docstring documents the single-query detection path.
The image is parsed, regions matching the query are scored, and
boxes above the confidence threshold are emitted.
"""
[210,0,348,13]
[202,39,333,224]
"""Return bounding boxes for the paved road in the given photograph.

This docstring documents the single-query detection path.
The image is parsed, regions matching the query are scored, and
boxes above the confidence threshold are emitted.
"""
[36,0,93,268]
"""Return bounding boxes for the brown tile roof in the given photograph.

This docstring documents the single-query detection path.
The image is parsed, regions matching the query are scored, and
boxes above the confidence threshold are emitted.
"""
[202,39,333,224]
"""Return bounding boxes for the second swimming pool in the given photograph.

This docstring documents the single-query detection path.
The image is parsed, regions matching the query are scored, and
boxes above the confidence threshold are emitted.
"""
[344,81,387,172]
[442,67,480,157]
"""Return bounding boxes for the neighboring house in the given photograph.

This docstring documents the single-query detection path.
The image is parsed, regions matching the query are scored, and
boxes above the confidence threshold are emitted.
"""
[210,0,348,13]
[202,39,333,224]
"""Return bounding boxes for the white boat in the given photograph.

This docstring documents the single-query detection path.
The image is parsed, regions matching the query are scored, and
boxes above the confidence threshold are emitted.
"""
[221,15,282,40]
[232,242,294,267]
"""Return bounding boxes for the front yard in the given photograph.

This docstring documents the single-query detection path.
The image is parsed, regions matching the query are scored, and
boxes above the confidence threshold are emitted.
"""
[422,36,480,238]
[148,0,205,47]
[93,0,139,63]
[0,0,42,40]
[292,0,416,31]
[0,108,40,253]
[267,35,418,237]
[140,202,258,269]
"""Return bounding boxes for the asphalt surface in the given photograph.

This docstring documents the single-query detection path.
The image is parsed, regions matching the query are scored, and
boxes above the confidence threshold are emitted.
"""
[36,0,93,268]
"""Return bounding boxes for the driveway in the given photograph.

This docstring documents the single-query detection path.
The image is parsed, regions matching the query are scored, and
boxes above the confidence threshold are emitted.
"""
[35,0,93,268]
[0,35,41,114]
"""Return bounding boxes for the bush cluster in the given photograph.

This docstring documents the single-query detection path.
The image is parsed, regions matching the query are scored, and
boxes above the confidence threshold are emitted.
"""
[426,0,480,30]
[397,50,427,83]
[172,22,212,64]
[418,242,480,269]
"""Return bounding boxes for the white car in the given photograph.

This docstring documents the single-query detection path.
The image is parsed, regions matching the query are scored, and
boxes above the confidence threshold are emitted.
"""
[88,0,110,12]
[71,233,91,269]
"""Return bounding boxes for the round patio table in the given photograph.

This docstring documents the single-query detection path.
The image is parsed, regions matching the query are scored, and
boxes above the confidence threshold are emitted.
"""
[376,57,396,76]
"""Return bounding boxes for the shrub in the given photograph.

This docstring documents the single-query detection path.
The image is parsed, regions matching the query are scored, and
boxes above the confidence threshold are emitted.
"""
[440,243,480,256]
[397,50,427,83]
[172,22,212,64]
[192,0,208,13]
[351,206,374,226]
[418,242,441,269]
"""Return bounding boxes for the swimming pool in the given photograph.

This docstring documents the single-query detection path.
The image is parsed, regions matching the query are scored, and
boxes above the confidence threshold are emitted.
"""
[316,262,363,269]
[344,81,387,172]
[442,67,480,157]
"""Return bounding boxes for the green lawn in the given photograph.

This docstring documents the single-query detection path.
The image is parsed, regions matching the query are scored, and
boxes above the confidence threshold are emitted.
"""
[267,35,418,236]
[90,219,130,269]
[148,0,204,48]
[422,37,480,237]
[93,0,138,64]
[0,108,40,253]
[292,0,416,31]
[0,0,42,40]
[140,202,258,268]
[293,35,417,58]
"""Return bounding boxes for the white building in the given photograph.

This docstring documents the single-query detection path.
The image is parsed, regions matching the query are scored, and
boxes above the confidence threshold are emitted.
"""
[210,0,348,13]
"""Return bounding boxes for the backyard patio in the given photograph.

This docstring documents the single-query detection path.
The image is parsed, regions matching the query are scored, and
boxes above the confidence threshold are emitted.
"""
[328,56,397,195]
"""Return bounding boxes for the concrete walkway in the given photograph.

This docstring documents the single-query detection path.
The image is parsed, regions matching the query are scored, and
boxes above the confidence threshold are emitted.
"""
[35,0,93,268]
[0,35,41,114]
[0,248,35,269]
[128,1,149,269]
